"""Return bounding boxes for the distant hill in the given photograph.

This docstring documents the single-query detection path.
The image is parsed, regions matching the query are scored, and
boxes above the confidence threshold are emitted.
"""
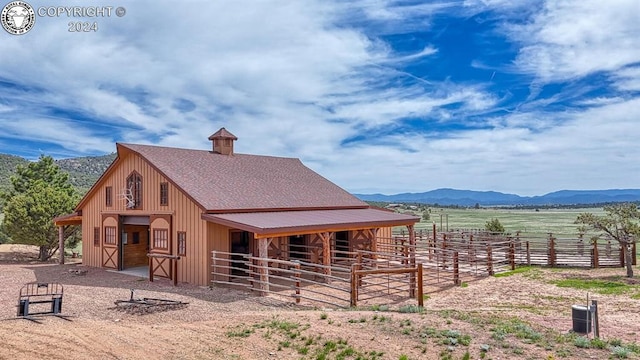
[0,154,28,194]
[0,153,116,196]
[55,153,116,194]
[355,188,640,206]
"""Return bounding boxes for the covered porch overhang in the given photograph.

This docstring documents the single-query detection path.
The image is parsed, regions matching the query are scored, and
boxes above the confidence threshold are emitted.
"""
[53,212,82,226]
[201,208,419,239]
[53,212,82,265]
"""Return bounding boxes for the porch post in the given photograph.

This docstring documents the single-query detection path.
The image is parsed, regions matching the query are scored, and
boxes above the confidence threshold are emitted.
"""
[370,228,379,261]
[408,224,416,297]
[322,232,331,277]
[371,228,379,253]
[58,225,65,265]
[258,237,271,295]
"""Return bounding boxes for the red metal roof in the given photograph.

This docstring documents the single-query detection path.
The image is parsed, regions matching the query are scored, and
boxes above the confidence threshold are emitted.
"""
[202,208,419,237]
[118,143,369,212]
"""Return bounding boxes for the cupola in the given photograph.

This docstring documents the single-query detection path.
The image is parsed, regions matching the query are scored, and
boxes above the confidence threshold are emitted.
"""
[208,127,237,155]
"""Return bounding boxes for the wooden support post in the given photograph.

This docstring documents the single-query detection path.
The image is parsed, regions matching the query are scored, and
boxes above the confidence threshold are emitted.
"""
[591,239,599,269]
[620,244,626,268]
[432,222,437,252]
[212,251,217,283]
[408,224,416,298]
[321,232,331,278]
[432,222,437,242]
[509,240,516,270]
[526,241,531,266]
[402,237,408,266]
[350,263,358,307]
[149,256,154,282]
[294,263,301,304]
[417,263,424,307]
[487,245,494,276]
[633,242,637,266]
[548,234,556,267]
[58,226,65,265]
[258,237,270,295]
[441,233,447,269]
[453,251,460,285]
[592,300,600,338]
[468,234,474,263]
[172,258,178,286]
[370,228,378,259]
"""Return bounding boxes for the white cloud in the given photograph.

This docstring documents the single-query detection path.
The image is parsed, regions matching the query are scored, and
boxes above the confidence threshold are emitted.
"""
[0,0,638,196]
[611,66,640,91]
[504,0,640,82]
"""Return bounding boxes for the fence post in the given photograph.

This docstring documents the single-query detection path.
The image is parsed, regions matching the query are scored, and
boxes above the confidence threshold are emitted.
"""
[149,255,154,282]
[442,233,447,269]
[357,251,363,287]
[578,233,585,256]
[248,253,255,290]
[409,225,416,298]
[259,238,270,296]
[453,251,460,285]
[486,244,494,276]
[526,241,531,266]
[620,244,626,268]
[402,238,408,266]
[417,263,424,307]
[468,234,474,264]
[547,233,556,267]
[294,263,301,304]
[633,242,637,266]
[592,300,600,338]
[350,263,358,307]
[509,240,515,271]
[592,238,599,269]
[432,222,437,246]
[211,251,217,283]
[173,258,178,286]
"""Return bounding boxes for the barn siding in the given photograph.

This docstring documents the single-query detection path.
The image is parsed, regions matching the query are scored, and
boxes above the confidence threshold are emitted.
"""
[80,151,213,286]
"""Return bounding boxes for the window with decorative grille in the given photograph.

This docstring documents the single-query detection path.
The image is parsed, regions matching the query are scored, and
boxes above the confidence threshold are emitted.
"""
[126,172,142,209]
[160,182,168,206]
[104,226,116,245]
[177,231,186,256]
[153,229,168,250]
[105,186,112,207]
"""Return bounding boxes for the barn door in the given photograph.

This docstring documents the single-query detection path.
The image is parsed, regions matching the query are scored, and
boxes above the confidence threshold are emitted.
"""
[149,214,172,278]
[101,215,120,269]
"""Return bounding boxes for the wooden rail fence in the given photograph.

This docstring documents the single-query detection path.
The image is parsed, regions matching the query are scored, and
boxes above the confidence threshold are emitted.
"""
[211,230,634,308]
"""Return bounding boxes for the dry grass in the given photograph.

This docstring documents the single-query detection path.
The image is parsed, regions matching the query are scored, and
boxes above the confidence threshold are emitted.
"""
[0,245,639,360]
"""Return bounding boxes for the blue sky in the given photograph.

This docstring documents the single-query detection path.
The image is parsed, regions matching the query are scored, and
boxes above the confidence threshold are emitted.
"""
[1,0,639,196]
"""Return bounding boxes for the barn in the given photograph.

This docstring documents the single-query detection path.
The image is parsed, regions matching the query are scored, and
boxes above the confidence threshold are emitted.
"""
[55,128,419,286]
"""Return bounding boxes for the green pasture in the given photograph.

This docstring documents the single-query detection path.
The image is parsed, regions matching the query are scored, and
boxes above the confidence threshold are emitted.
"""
[412,207,607,236]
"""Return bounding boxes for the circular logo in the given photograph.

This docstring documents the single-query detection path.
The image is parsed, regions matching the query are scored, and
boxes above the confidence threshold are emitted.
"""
[1,1,35,35]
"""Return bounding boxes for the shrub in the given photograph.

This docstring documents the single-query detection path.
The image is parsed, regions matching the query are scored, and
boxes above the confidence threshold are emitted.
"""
[485,218,505,233]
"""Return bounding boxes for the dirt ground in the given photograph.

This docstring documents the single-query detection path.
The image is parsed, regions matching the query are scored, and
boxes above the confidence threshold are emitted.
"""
[0,244,639,360]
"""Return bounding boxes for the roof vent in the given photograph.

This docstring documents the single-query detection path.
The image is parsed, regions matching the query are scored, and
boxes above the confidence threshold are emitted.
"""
[208,127,238,155]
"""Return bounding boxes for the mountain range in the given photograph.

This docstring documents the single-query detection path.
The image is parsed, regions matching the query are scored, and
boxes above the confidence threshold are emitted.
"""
[355,188,640,206]
[1,153,638,206]
[0,153,116,195]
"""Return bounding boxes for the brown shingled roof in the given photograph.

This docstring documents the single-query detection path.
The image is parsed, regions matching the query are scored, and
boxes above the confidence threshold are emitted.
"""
[208,127,237,140]
[118,143,368,212]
